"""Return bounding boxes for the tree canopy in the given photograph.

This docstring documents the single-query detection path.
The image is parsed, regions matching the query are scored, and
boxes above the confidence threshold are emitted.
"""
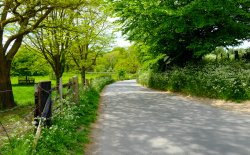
[11,46,50,76]
[111,0,250,67]
[0,0,85,109]
[68,1,113,85]
[96,46,139,74]
[26,8,76,86]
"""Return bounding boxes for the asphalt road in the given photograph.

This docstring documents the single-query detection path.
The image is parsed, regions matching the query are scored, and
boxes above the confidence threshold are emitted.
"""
[87,80,250,155]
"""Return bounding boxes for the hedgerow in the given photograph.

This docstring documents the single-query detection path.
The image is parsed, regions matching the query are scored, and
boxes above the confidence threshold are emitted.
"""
[137,61,250,101]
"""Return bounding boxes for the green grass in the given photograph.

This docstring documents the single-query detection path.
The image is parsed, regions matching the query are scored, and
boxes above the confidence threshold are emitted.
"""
[0,72,114,129]
[12,86,34,106]
[0,85,34,124]
[10,72,116,106]
[1,76,114,154]
[0,106,33,124]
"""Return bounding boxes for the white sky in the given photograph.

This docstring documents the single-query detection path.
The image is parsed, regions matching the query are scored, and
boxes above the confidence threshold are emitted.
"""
[114,33,250,49]
[109,17,250,49]
[115,32,131,47]
[237,40,250,49]
[113,31,131,47]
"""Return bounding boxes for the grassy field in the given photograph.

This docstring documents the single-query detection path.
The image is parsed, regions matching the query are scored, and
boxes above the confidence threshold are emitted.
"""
[11,72,136,106]
[10,72,116,106]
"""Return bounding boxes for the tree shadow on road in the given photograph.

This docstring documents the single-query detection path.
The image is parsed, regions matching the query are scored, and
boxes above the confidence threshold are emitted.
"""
[89,80,250,155]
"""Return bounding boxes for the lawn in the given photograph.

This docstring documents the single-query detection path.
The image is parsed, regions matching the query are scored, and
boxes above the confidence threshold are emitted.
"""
[0,72,114,126]
[10,72,116,106]
[8,71,135,108]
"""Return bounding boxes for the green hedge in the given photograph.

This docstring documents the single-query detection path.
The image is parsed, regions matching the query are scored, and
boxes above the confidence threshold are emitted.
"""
[138,62,250,101]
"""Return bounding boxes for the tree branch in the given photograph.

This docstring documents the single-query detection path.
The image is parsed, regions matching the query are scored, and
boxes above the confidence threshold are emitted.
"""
[3,8,53,56]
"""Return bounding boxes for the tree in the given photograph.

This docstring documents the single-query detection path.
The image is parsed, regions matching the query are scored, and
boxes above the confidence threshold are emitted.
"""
[11,46,50,76]
[68,2,113,86]
[0,0,84,109]
[95,47,125,72]
[26,9,75,87]
[95,46,139,73]
[111,0,250,68]
[112,46,139,74]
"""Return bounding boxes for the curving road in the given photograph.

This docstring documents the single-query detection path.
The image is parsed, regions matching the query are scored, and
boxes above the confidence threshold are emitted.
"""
[87,80,250,155]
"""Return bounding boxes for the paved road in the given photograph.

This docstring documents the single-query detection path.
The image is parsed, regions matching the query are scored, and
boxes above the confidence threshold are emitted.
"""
[87,80,250,155]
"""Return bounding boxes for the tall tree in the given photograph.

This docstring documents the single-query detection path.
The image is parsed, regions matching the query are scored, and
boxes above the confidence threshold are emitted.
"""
[26,9,75,87]
[11,46,50,76]
[111,0,250,68]
[0,0,84,109]
[96,46,139,73]
[69,2,113,86]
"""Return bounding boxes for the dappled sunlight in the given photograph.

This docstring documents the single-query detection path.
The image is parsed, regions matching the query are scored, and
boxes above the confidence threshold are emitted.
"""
[103,90,167,97]
[89,80,250,155]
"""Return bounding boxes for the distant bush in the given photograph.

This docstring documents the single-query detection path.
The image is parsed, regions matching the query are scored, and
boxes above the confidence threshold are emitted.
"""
[91,76,114,92]
[138,61,250,101]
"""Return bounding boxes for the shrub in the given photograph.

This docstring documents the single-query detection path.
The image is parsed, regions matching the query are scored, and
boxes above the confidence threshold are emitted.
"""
[137,61,250,101]
[91,76,114,92]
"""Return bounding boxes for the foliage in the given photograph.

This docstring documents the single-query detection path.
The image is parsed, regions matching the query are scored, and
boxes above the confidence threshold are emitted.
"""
[1,76,114,154]
[11,47,50,76]
[91,76,114,92]
[138,61,250,101]
[26,8,77,86]
[111,0,250,67]
[0,0,85,109]
[117,70,126,80]
[96,45,140,74]
[68,1,114,86]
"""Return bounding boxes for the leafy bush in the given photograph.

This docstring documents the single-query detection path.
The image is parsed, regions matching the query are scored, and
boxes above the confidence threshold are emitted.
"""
[91,75,114,92]
[117,70,126,80]
[138,61,250,101]
[1,77,114,154]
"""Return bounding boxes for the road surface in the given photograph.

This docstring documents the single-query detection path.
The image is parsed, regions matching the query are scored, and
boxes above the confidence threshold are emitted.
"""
[87,80,250,155]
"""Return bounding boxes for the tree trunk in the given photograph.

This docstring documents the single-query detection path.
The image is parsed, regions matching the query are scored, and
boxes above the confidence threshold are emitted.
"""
[52,55,63,94]
[56,76,60,90]
[0,59,16,110]
[55,69,62,95]
[81,67,86,87]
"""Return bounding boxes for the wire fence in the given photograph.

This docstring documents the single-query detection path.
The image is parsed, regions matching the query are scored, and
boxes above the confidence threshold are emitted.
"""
[0,76,79,149]
[0,108,34,146]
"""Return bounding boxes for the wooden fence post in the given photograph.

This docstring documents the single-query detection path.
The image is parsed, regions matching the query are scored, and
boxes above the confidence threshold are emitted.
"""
[34,81,52,127]
[72,76,79,103]
[34,84,39,127]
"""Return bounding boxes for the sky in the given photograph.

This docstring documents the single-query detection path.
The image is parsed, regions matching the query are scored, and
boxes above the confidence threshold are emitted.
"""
[114,32,250,49]
[110,15,250,49]
[114,31,131,47]
[236,40,250,49]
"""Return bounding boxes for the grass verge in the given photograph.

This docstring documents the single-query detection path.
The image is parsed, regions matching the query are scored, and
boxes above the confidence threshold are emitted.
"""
[0,76,114,155]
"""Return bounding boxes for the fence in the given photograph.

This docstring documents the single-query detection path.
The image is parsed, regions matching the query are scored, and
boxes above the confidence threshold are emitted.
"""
[0,76,79,149]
